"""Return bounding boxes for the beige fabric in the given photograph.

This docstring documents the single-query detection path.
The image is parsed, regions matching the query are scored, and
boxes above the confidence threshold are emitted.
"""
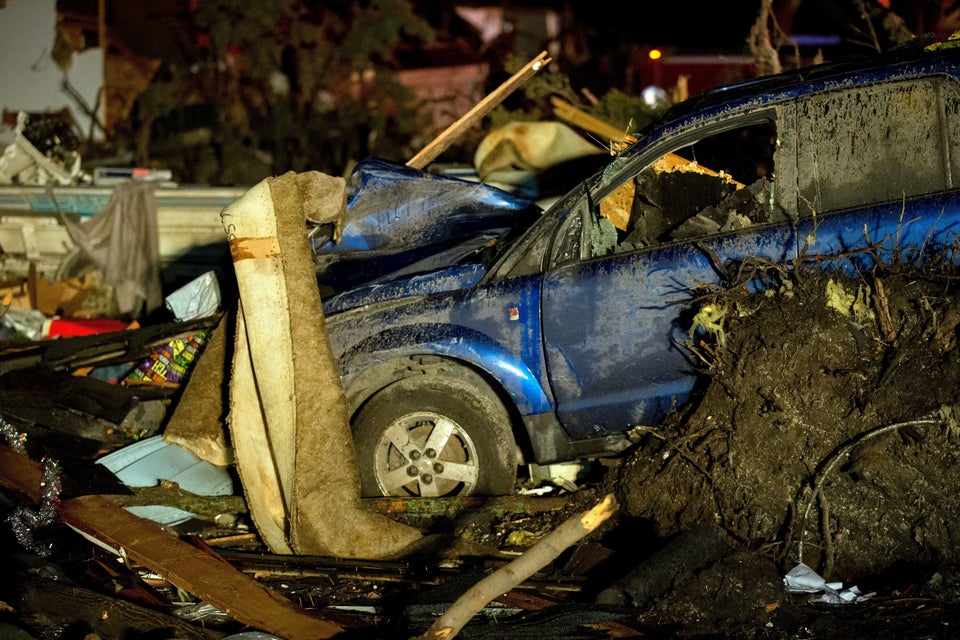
[473,121,604,179]
[229,304,293,553]
[221,171,421,558]
[161,317,233,467]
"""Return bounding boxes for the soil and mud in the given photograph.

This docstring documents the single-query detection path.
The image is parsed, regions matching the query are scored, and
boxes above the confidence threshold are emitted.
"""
[605,261,960,637]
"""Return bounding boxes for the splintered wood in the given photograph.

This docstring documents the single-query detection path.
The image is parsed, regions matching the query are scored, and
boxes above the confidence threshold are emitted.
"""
[414,494,618,640]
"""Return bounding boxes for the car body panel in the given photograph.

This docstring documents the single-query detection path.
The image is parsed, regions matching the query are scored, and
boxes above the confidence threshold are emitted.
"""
[325,271,554,417]
[542,223,800,438]
[322,39,960,472]
[310,157,541,293]
[797,192,960,273]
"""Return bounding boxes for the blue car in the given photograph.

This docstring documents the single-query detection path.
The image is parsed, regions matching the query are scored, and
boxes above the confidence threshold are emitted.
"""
[321,35,960,497]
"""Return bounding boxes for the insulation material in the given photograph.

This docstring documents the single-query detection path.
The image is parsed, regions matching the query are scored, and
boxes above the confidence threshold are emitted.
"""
[221,171,422,558]
[161,318,233,467]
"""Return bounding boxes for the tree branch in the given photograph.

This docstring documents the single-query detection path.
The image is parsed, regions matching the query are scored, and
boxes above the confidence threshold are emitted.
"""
[412,493,618,640]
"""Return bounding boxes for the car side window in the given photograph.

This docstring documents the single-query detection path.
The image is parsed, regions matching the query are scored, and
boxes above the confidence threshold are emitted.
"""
[942,78,960,183]
[796,77,950,217]
[592,118,786,255]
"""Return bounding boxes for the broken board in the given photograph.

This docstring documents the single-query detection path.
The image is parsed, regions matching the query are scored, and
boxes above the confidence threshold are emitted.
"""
[0,444,344,640]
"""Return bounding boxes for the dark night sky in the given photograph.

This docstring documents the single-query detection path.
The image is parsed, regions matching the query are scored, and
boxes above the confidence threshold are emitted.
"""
[565,1,863,52]
[583,3,760,49]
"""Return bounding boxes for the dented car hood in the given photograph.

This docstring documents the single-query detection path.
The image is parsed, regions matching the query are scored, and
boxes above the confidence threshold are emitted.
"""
[310,157,541,294]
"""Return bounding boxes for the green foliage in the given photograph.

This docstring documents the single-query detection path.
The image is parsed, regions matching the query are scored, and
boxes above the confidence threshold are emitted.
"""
[341,1,435,68]
[135,70,185,123]
[130,2,669,185]
[195,0,299,79]
[589,88,660,137]
[141,0,435,184]
[263,73,425,176]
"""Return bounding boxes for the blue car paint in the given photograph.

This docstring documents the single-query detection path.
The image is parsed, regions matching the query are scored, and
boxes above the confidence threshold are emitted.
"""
[797,193,960,273]
[311,157,541,292]
[542,223,800,438]
[323,263,486,313]
[324,272,553,416]
[321,39,960,465]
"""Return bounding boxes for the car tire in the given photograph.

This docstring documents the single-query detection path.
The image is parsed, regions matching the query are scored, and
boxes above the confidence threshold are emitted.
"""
[352,368,517,498]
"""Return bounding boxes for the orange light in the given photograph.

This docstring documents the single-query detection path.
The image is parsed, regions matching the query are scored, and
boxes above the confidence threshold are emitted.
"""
[648,48,662,61]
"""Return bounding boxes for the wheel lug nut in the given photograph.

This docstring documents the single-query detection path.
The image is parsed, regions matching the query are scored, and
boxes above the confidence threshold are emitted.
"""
[425,448,437,458]
[422,474,433,484]
[433,462,444,473]
[409,450,422,460]
[406,465,419,477]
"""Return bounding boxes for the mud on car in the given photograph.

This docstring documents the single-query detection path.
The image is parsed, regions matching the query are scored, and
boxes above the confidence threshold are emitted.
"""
[318,35,960,498]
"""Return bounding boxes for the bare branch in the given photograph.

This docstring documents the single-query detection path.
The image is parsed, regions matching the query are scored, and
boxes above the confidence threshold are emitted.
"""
[413,494,618,640]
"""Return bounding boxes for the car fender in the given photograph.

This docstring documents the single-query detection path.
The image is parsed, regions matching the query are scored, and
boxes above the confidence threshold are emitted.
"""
[337,323,552,418]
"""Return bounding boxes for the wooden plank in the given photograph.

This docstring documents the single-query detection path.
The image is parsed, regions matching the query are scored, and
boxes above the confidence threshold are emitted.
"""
[0,445,344,640]
[406,51,551,170]
[0,313,221,375]
[551,97,743,185]
[15,573,224,640]
[494,589,565,610]
[599,179,635,231]
[551,96,637,147]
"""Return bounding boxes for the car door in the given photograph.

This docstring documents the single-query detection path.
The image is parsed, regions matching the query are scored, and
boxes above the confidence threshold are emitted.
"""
[540,108,802,440]
[793,75,960,269]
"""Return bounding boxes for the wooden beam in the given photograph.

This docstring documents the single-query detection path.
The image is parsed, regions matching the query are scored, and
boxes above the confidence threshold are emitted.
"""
[0,445,344,640]
[550,97,637,148]
[406,51,551,171]
[552,97,743,186]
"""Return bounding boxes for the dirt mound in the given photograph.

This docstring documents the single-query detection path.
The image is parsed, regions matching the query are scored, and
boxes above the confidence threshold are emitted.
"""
[616,266,960,582]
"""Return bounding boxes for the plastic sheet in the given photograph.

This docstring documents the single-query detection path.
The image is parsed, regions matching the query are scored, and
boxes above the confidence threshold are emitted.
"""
[164,270,221,321]
[784,562,876,604]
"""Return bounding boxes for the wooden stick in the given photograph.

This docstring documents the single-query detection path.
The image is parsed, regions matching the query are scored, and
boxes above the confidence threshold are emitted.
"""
[413,494,618,640]
[406,51,551,171]
[550,96,637,147]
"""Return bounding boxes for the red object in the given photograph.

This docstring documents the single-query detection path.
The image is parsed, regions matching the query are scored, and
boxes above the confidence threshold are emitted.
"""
[45,318,130,339]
